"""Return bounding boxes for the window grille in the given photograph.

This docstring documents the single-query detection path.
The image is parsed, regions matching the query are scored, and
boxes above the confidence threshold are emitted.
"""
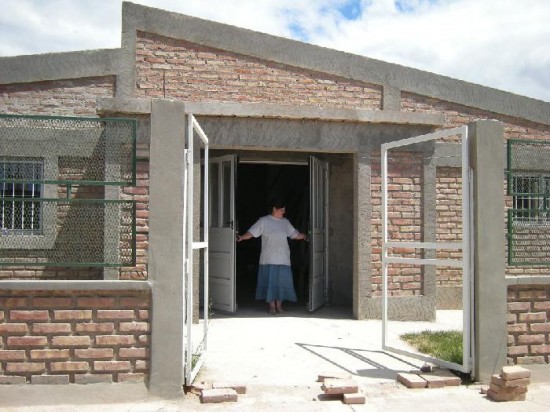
[511,174,550,225]
[0,158,43,234]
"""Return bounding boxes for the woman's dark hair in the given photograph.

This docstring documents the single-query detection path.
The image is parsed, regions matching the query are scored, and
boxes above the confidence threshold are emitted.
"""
[269,198,286,209]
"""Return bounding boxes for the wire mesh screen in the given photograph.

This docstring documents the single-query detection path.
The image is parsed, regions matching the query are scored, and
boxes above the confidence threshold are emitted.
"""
[0,114,136,185]
[0,199,135,266]
[507,139,550,265]
[0,114,138,268]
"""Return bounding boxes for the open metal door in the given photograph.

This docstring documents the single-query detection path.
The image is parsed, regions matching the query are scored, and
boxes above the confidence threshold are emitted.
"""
[184,114,209,385]
[308,156,329,312]
[381,126,473,374]
[208,155,237,312]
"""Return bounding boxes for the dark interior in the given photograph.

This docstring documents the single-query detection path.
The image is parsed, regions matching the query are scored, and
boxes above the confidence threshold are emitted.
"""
[236,163,310,309]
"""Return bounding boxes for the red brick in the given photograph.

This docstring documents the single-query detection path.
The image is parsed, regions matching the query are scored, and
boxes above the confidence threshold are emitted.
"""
[10,310,49,321]
[30,349,70,360]
[32,297,73,308]
[200,388,238,403]
[0,297,28,308]
[518,290,546,299]
[531,345,550,354]
[519,312,547,322]
[74,348,114,359]
[76,297,116,309]
[0,323,28,334]
[51,336,91,347]
[96,310,135,320]
[119,322,149,333]
[93,361,131,372]
[120,297,149,309]
[75,322,114,333]
[138,310,149,320]
[7,336,47,347]
[534,301,550,311]
[135,360,148,371]
[118,373,145,383]
[6,362,45,373]
[54,310,92,320]
[0,350,26,361]
[96,335,135,346]
[508,324,528,332]
[530,323,550,332]
[508,302,531,311]
[119,348,147,358]
[517,334,545,345]
[0,310,4,321]
[321,379,359,394]
[32,323,71,334]
[50,361,89,372]
[508,345,529,355]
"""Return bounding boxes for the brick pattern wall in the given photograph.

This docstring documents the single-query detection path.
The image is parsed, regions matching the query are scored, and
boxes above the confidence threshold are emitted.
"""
[0,290,150,384]
[507,285,550,365]
[0,77,115,116]
[120,161,149,280]
[136,31,383,109]
[371,151,423,297]
[436,167,463,288]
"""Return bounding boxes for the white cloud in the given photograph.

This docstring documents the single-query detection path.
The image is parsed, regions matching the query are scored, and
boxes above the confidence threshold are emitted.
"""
[0,0,549,102]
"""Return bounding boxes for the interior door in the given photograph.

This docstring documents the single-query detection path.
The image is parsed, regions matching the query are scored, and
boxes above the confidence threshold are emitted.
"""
[208,155,237,312]
[308,156,329,311]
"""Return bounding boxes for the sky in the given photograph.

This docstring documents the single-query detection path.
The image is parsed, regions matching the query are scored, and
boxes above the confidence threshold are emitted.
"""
[1,0,549,102]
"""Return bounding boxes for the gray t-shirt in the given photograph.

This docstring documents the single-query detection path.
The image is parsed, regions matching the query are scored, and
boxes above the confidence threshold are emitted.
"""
[248,215,299,266]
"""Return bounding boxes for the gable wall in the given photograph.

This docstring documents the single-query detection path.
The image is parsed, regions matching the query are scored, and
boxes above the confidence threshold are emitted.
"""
[135,32,383,109]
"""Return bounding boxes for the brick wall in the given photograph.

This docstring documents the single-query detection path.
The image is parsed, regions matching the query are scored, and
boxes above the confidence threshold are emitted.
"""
[507,285,550,365]
[370,150,423,297]
[436,167,463,288]
[135,31,383,109]
[0,77,115,116]
[0,290,150,384]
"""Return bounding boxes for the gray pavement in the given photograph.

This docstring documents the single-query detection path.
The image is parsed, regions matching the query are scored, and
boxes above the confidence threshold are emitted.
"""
[1,305,550,411]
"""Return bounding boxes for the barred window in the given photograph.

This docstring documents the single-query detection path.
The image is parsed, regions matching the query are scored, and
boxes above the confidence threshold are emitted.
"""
[0,159,43,234]
[511,174,550,225]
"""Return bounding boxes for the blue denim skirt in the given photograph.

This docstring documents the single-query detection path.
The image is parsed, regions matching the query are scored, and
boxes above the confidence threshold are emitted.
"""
[255,264,297,303]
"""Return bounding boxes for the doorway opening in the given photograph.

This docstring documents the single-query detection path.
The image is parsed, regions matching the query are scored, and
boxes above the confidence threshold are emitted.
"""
[235,162,310,310]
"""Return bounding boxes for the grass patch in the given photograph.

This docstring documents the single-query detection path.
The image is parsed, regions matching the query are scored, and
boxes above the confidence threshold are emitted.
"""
[400,330,463,365]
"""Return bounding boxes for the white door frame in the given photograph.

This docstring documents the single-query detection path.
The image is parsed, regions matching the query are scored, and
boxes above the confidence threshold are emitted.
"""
[184,114,209,385]
[381,126,474,374]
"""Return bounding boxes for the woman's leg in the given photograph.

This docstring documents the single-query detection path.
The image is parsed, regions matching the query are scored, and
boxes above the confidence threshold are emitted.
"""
[268,300,277,314]
[275,300,284,313]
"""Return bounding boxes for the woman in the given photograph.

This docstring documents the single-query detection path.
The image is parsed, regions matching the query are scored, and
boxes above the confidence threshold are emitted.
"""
[236,199,307,314]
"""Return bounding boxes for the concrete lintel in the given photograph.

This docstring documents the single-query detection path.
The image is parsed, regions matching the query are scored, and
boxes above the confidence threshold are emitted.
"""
[97,98,152,115]
[0,49,120,85]
[505,276,550,286]
[0,280,150,291]
[184,101,444,125]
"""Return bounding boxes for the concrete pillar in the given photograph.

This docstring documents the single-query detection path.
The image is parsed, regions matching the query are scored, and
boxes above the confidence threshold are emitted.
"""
[148,100,186,396]
[353,149,371,319]
[469,120,507,382]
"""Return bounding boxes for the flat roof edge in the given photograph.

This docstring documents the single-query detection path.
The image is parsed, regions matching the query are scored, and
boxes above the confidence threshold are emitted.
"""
[0,49,120,85]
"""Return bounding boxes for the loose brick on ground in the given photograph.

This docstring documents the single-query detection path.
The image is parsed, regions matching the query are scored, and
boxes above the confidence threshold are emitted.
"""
[321,379,358,394]
[396,372,427,389]
[487,389,527,402]
[501,366,531,381]
[343,393,366,404]
[187,381,211,396]
[491,374,530,388]
[431,368,461,386]
[420,373,447,389]
[200,388,238,403]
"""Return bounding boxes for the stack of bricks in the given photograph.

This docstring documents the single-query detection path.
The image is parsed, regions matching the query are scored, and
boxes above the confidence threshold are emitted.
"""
[189,381,246,404]
[396,367,461,388]
[318,371,366,405]
[487,366,530,402]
